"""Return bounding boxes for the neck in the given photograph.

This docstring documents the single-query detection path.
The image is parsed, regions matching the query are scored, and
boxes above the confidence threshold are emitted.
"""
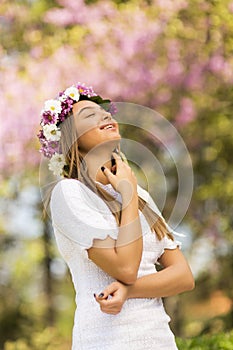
[81,141,119,185]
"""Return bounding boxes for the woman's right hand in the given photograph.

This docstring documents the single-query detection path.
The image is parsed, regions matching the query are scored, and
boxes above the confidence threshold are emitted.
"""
[88,151,142,285]
[101,152,138,200]
[94,281,129,315]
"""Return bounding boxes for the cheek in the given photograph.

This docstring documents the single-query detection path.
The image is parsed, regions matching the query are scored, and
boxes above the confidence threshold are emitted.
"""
[77,129,101,153]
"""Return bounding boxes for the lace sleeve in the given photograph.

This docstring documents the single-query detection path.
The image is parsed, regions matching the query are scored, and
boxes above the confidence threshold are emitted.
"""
[50,179,118,249]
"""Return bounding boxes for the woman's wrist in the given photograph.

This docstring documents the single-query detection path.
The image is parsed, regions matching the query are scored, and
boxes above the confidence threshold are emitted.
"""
[125,283,135,299]
[121,191,138,206]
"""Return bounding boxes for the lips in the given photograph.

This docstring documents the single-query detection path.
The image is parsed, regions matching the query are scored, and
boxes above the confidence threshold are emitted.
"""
[99,122,117,130]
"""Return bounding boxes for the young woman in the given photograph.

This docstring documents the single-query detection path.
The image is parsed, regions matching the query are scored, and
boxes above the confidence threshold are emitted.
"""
[38,83,194,350]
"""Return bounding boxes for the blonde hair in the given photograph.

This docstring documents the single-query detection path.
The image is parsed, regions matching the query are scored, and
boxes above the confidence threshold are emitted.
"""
[56,112,173,241]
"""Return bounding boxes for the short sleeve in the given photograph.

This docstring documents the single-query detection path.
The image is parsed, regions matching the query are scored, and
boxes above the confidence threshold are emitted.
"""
[155,235,180,262]
[50,179,118,249]
[163,235,180,250]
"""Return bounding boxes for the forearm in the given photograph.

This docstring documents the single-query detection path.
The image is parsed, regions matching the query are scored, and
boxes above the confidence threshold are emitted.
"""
[127,262,195,299]
[115,194,143,281]
[88,193,143,284]
[94,262,194,314]
[117,193,142,245]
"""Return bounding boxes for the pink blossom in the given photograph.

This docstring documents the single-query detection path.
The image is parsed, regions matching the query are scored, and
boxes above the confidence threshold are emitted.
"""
[175,97,197,126]
[1,0,232,176]
[45,0,115,27]
[209,55,225,73]
[154,0,188,20]
[44,8,75,27]
[229,1,233,13]
[184,63,206,90]
[166,61,184,85]
[208,55,233,82]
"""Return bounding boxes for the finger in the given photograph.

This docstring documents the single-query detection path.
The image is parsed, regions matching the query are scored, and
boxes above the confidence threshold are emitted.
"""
[97,294,122,310]
[95,295,123,314]
[111,153,124,169]
[94,284,117,303]
[111,164,117,175]
[99,303,121,316]
[101,166,115,180]
[94,293,107,305]
[97,296,116,305]
[112,152,122,163]
[101,283,119,297]
[101,307,121,315]
[99,300,122,314]
[94,291,109,304]
[101,308,120,315]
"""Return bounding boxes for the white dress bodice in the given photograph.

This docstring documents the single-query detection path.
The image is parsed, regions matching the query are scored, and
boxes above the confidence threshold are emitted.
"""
[50,179,179,349]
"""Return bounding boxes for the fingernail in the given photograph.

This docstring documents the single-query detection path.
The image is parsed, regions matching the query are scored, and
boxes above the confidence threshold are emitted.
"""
[98,293,104,298]
[101,166,105,172]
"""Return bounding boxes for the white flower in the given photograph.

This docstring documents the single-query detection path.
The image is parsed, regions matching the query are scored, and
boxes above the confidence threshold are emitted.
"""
[48,153,66,176]
[44,99,62,115]
[58,94,67,102]
[64,86,80,101]
[43,124,61,141]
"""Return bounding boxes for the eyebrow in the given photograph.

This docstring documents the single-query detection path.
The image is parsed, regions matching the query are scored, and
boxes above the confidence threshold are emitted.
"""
[77,106,103,117]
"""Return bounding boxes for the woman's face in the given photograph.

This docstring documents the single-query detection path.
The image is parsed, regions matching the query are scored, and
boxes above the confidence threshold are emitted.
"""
[73,100,120,154]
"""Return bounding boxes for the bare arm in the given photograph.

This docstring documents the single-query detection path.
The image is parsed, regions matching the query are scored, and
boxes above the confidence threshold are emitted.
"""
[94,248,194,314]
[127,247,195,298]
[88,153,143,285]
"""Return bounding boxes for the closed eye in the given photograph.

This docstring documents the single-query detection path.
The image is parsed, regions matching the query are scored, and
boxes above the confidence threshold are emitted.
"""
[85,113,95,118]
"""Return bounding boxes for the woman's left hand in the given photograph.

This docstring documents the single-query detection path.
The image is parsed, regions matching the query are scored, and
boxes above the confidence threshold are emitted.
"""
[94,281,129,315]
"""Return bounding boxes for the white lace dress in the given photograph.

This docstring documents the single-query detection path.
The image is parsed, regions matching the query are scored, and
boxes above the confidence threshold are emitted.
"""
[50,179,180,350]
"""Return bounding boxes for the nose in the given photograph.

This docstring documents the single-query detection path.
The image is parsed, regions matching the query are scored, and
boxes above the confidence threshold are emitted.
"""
[102,110,112,120]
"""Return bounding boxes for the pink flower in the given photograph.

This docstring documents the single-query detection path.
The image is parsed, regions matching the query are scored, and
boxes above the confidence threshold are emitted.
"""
[40,140,60,158]
[209,55,225,73]
[229,1,233,13]
[175,97,197,126]
[41,111,58,125]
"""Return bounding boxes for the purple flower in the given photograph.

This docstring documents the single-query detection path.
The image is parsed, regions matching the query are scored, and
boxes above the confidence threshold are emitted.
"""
[37,129,45,141]
[109,102,118,115]
[40,140,60,158]
[61,97,74,113]
[38,82,108,167]
[41,111,58,125]
[76,83,97,97]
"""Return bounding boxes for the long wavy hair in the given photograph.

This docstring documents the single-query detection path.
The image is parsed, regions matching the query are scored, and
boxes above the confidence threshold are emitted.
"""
[55,109,173,241]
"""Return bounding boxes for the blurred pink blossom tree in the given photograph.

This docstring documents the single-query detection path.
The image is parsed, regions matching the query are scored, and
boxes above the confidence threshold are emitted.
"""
[1,0,233,252]
[1,0,232,177]
[0,0,233,343]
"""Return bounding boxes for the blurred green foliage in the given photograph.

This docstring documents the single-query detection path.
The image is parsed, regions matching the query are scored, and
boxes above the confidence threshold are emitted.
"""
[1,0,233,347]
[3,329,233,349]
[177,330,233,350]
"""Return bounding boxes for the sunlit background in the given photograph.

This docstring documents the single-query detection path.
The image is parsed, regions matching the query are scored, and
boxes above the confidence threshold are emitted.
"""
[0,0,233,349]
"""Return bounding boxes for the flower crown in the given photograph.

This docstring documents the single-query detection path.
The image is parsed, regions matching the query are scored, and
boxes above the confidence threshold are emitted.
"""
[38,82,116,176]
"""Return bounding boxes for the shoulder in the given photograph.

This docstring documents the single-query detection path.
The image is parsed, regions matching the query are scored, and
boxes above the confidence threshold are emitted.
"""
[50,179,98,217]
[50,179,118,247]
[50,178,111,219]
[52,178,86,193]
[51,178,94,202]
